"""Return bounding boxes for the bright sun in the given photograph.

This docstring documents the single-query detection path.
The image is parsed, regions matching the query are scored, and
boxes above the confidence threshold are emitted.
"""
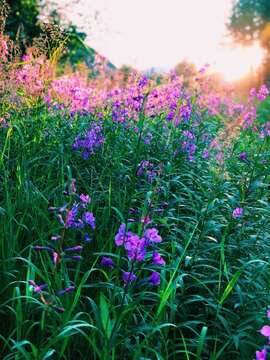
[212,43,265,82]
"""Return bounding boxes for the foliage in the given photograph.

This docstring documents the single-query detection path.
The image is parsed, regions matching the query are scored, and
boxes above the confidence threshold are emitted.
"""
[0,36,270,360]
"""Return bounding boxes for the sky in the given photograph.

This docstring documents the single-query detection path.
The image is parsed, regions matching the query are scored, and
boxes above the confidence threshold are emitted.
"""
[56,0,264,81]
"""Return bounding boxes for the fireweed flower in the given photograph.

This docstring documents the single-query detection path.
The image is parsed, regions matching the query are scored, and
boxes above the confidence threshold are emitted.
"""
[53,251,60,265]
[73,123,104,159]
[115,223,126,246]
[122,271,137,284]
[149,271,161,286]
[257,84,269,101]
[260,325,270,338]
[28,280,47,293]
[152,251,165,266]
[256,349,267,360]
[124,234,147,262]
[239,152,247,162]
[84,233,91,242]
[182,130,195,140]
[141,215,152,226]
[101,256,115,268]
[83,212,96,229]
[202,149,210,159]
[232,207,244,219]
[144,132,153,145]
[79,194,91,204]
[144,228,162,243]
[57,286,76,296]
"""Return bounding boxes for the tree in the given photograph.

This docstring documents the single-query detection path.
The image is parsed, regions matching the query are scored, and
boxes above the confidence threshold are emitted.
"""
[0,0,95,66]
[229,0,270,82]
[3,0,41,46]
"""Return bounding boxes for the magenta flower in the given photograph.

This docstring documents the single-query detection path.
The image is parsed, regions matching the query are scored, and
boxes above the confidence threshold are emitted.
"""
[101,256,115,268]
[144,228,162,243]
[260,325,270,338]
[239,152,247,162]
[257,84,269,101]
[122,271,137,284]
[83,212,95,229]
[28,280,47,293]
[256,348,267,360]
[124,234,147,262]
[232,207,244,219]
[79,194,91,204]
[57,286,76,296]
[53,251,60,265]
[152,251,165,266]
[202,149,209,159]
[115,223,126,246]
[149,271,160,286]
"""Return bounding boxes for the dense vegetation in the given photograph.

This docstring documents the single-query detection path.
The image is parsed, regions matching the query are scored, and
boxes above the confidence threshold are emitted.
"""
[0,10,270,360]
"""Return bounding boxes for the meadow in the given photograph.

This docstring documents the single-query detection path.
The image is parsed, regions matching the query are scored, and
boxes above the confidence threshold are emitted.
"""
[0,35,270,360]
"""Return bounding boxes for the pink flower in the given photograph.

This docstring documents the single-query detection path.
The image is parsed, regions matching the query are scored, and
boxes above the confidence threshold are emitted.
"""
[256,348,267,360]
[152,251,165,266]
[144,228,162,243]
[260,325,270,338]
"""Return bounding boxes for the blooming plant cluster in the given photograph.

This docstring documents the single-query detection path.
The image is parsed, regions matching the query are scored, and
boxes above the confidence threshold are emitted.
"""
[30,179,95,313]
[256,309,270,360]
[0,20,270,360]
[112,223,165,286]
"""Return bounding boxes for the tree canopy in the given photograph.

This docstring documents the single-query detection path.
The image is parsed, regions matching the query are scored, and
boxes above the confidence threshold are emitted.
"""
[0,0,94,66]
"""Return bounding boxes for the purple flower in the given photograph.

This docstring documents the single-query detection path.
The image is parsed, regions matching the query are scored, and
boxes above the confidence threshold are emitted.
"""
[84,233,91,242]
[64,245,83,252]
[144,132,153,145]
[115,223,126,246]
[239,152,247,162]
[65,205,80,228]
[202,149,209,159]
[101,256,115,268]
[149,271,160,286]
[152,251,165,266]
[53,251,60,265]
[79,194,91,204]
[124,234,147,262]
[73,123,104,158]
[232,207,244,219]
[260,325,270,338]
[267,308,270,319]
[83,212,95,229]
[256,349,267,360]
[182,130,195,140]
[257,84,269,101]
[57,286,76,296]
[122,271,137,284]
[144,228,162,243]
[29,280,47,293]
